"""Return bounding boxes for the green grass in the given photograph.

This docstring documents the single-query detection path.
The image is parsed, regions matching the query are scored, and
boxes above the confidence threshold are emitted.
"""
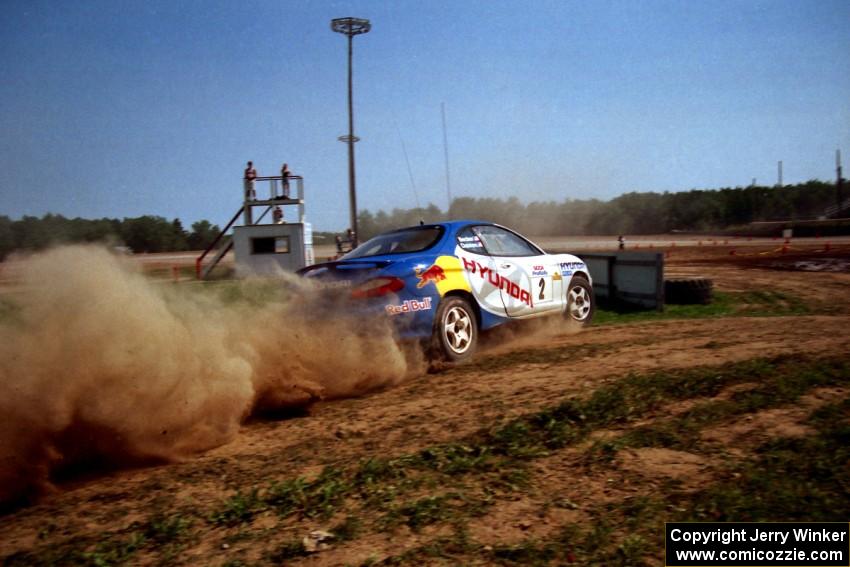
[586,356,849,459]
[683,397,850,522]
[209,489,264,526]
[593,290,810,325]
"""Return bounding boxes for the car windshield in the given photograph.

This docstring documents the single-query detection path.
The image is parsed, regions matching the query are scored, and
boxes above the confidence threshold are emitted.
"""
[342,226,444,259]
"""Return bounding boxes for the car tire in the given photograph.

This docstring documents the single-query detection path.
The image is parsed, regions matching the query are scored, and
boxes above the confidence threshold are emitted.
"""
[665,278,713,305]
[566,275,594,326]
[431,296,478,362]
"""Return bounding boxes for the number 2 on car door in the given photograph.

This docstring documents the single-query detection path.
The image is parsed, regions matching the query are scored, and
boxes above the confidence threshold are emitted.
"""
[532,274,552,304]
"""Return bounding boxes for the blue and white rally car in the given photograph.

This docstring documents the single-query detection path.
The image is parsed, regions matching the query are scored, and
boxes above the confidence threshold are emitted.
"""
[299,221,593,362]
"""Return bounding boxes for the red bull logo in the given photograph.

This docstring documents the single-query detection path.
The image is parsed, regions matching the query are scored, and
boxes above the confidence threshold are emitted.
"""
[415,263,446,288]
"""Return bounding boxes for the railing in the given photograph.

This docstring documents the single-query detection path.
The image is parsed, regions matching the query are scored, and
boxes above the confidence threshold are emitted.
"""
[247,175,304,201]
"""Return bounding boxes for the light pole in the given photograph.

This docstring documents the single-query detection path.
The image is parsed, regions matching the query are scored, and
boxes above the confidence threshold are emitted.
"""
[331,17,370,247]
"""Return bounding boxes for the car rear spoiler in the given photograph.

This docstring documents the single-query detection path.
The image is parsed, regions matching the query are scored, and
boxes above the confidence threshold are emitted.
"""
[297,260,392,276]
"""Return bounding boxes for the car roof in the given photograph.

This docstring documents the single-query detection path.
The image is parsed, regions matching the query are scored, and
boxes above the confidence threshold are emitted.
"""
[386,219,491,232]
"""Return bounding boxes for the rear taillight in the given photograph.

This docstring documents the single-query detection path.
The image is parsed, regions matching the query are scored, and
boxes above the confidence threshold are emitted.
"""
[350,277,405,299]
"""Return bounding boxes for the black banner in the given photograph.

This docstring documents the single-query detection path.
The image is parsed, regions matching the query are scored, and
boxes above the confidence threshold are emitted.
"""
[666,522,849,566]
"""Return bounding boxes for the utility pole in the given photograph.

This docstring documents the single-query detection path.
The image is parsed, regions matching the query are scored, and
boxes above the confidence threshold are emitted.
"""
[441,102,452,218]
[777,160,783,188]
[331,17,371,247]
[838,149,844,213]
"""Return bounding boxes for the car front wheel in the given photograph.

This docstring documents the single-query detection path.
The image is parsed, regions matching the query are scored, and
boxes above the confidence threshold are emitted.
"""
[431,296,478,362]
[566,276,594,326]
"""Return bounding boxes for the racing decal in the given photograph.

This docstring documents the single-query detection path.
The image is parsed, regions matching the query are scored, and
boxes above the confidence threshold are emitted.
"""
[414,256,472,296]
[532,264,548,277]
[552,272,563,281]
[415,264,446,288]
[385,297,432,315]
[560,261,585,274]
[461,257,533,308]
[457,235,485,252]
[532,275,553,303]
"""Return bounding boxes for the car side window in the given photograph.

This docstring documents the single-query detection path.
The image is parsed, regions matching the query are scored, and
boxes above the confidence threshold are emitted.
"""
[473,225,541,257]
[456,226,487,254]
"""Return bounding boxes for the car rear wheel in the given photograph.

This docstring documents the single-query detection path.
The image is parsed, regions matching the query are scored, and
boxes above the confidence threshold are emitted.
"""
[566,275,594,326]
[432,296,478,362]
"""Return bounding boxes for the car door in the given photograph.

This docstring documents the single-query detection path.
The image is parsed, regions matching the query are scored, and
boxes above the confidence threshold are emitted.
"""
[454,226,505,317]
[473,225,563,317]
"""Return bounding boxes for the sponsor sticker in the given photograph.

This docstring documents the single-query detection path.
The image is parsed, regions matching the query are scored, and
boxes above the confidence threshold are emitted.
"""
[457,235,485,251]
[415,263,447,288]
[559,261,584,277]
[385,297,433,315]
[462,257,533,307]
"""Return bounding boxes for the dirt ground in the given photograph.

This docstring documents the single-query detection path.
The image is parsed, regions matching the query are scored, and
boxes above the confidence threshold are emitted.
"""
[1,242,849,566]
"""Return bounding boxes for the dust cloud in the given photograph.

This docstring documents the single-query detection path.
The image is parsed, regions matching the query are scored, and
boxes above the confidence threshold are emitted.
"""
[0,246,421,505]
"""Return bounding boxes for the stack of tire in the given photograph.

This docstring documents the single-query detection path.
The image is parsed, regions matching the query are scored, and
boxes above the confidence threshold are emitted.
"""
[664,278,713,305]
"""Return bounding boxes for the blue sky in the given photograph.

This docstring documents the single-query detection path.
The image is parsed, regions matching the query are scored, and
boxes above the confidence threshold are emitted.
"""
[1,0,848,231]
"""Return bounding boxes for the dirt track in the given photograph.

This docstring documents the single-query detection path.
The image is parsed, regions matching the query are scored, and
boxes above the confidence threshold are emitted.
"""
[1,244,849,565]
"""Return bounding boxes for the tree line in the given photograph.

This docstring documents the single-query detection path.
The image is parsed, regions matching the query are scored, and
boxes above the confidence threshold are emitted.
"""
[358,180,843,239]
[1,180,842,260]
[0,214,221,261]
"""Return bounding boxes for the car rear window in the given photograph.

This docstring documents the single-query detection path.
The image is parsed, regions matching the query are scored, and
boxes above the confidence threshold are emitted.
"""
[343,226,444,259]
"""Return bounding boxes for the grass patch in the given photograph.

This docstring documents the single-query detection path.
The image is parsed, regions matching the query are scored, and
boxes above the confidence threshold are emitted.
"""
[143,512,192,544]
[588,357,849,458]
[265,466,349,519]
[684,397,850,522]
[594,290,810,325]
[209,489,264,526]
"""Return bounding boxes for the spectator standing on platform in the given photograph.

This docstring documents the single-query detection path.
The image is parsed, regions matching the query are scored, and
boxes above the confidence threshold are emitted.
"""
[280,163,291,199]
[346,227,356,249]
[244,161,257,200]
[272,206,284,224]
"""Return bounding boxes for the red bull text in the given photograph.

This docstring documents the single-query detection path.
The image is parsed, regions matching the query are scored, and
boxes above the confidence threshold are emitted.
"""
[385,297,433,315]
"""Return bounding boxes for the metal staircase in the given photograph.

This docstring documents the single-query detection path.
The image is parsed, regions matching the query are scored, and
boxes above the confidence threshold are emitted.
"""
[195,174,304,279]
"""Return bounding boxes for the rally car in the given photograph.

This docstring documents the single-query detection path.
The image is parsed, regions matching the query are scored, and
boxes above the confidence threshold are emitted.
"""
[298,220,593,361]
